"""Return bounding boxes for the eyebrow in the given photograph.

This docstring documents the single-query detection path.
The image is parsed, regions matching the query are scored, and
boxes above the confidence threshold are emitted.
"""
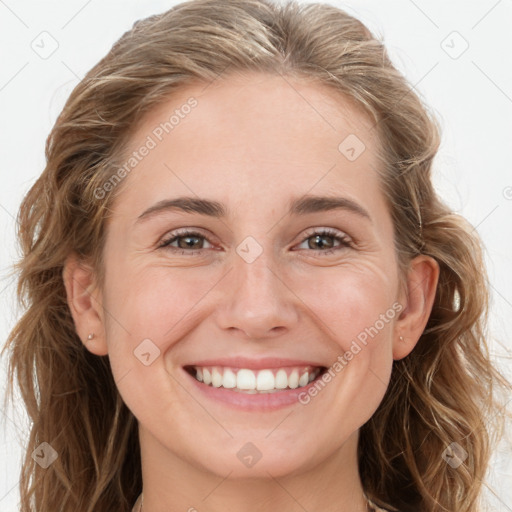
[136,194,371,223]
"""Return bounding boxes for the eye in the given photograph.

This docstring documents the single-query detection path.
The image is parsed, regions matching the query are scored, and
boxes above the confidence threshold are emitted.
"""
[295,228,352,256]
[158,229,213,255]
[158,227,353,257]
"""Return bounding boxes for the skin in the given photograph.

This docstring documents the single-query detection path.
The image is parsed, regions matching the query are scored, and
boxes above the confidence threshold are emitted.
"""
[64,72,439,512]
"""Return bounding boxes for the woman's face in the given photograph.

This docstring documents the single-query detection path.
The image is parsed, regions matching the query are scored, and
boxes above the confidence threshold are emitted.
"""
[76,73,434,479]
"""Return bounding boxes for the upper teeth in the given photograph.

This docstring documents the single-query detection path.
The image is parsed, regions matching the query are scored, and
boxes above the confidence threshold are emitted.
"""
[193,366,321,393]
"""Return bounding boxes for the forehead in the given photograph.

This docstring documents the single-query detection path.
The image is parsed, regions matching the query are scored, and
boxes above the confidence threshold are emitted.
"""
[110,72,384,218]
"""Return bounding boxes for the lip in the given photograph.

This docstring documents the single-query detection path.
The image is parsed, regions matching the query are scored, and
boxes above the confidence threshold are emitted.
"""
[181,358,327,412]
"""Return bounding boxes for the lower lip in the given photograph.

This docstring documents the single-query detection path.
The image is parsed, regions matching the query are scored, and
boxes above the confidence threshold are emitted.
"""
[183,368,323,412]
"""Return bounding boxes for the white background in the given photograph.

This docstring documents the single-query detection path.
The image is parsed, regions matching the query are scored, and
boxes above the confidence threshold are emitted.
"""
[1,0,511,510]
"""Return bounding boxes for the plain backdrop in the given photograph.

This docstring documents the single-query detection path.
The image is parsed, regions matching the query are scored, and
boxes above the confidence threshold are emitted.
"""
[1,0,511,510]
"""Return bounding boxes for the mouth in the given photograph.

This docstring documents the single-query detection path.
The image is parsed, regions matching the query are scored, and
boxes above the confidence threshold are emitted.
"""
[184,364,328,394]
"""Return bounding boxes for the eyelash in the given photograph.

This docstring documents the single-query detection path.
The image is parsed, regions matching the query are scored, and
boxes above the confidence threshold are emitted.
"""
[158,227,353,257]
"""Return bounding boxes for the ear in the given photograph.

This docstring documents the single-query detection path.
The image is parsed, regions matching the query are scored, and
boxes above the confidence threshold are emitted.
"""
[62,253,108,356]
[393,255,439,360]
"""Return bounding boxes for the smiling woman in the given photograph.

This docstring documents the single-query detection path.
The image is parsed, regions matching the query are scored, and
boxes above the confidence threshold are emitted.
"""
[3,1,510,512]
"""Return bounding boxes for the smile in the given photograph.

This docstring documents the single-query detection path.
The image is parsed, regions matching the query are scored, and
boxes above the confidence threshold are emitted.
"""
[185,365,325,393]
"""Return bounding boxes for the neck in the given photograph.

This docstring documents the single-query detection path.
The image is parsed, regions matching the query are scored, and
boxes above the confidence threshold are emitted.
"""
[137,427,369,512]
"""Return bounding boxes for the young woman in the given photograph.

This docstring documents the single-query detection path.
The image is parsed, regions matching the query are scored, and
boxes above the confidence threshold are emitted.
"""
[4,1,510,511]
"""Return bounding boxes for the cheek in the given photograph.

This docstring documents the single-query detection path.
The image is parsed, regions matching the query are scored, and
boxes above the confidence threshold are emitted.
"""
[292,261,399,349]
[99,266,195,424]
[292,263,398,407]
[100,263,224,410]
[103,262,217,343]
[287,269,397,457]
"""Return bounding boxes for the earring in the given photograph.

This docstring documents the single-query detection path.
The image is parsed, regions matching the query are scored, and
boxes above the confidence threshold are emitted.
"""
[399,335,404,342]
[87,333,95,341]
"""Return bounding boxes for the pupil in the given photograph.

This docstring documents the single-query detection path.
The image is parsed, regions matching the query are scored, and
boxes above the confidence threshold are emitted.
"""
[310,234,333,250]
[179,236,201,249]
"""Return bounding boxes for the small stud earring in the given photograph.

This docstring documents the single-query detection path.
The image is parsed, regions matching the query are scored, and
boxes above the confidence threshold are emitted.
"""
[399,335,404,342]
[87,333,95,341]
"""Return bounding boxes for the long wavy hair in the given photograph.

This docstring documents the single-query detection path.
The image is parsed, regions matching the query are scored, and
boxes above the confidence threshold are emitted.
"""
[3,0,510,511]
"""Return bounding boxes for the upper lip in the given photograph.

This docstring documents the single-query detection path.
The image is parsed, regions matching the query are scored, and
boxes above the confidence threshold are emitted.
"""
[183,357,325,370]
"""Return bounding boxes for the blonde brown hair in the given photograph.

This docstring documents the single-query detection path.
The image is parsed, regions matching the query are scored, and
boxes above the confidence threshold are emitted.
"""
[3,0,510,511]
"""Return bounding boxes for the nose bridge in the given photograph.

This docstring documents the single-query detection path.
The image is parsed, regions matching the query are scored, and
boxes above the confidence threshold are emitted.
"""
[236,247,277,298]
[215,235,298,338]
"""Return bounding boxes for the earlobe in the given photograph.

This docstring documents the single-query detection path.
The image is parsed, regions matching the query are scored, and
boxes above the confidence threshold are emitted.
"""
[393,255,439,360]
[62,254,108,356]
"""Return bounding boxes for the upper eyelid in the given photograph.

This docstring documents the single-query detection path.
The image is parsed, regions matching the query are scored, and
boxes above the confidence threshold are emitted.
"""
[301,226,350,239]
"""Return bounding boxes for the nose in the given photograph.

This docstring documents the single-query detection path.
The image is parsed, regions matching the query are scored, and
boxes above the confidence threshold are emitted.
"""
[214,246,299,340]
